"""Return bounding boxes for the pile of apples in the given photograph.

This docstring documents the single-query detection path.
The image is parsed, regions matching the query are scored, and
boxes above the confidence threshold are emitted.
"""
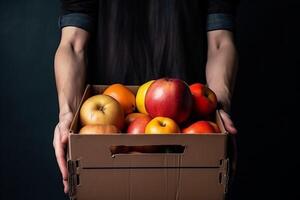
[79,78,221,135]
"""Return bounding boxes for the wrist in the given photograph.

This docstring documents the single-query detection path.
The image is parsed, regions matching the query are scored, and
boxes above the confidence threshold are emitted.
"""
[213,88,231,113]
[59,106,74,121]
[208,86,231,112]
[58,96,81,119]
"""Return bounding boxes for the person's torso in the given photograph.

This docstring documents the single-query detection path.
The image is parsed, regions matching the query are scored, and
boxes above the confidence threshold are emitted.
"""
[88,0,208,85]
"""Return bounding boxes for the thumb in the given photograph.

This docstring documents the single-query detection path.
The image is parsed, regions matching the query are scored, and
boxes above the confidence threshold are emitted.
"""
[219,110,237,134]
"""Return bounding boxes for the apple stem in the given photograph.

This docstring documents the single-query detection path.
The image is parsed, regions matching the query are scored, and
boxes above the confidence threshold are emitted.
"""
[159,121,166,127]
[97,105,105,113]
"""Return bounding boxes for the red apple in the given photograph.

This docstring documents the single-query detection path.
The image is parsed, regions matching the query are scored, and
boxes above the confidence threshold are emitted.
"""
[145,78,193,124]
[124,112,148,131]
[189,83,218,118]
[127,115,152,134]
[182,121,219,134]
[209,121,221,133]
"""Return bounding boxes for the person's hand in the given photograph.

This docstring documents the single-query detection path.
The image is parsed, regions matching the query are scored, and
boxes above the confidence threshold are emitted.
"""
[219,109,237,134]
[219,109,238,187]
[53,111,74,194]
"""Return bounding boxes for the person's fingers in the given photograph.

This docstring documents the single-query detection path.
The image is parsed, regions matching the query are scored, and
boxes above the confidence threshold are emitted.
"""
[54,125,69,193]
[219,110,238,188]
[53,115,73,194]
[54,141,69,193]
[219,110,237,134]
[63,179,69,194]
[54,137,68,181]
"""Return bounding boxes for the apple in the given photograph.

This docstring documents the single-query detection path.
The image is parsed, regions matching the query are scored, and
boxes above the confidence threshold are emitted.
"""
[189,83,217,118]
[145,78,193,124]
[79,124,120,134]
[80,94,124,130]
[124,112,148,129]
[145,117,180,134]
[182,121,220,134]
[208,121,221,133]
[136,80,155,114]
[127,115,152,134]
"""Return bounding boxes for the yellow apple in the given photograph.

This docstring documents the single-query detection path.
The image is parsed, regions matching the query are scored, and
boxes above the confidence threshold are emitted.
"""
[145,117,180,134]
[80,95,124,130]
[136,80,155,114]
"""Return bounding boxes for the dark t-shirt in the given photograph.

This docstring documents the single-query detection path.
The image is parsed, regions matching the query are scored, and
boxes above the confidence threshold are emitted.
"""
[59,0,236,85]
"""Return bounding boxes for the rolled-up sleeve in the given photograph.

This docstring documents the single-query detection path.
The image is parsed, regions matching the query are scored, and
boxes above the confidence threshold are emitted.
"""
[206,0,237,32]
[58,0,98,33]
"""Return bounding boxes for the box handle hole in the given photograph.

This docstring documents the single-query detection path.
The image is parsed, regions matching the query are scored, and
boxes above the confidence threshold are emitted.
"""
[110,145,185,157]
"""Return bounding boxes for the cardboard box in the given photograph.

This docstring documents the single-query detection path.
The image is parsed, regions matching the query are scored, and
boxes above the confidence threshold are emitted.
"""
[68,85,229,200]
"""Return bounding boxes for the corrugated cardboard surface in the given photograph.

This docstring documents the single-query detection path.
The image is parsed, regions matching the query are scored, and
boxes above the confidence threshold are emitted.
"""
[68,85,229,200]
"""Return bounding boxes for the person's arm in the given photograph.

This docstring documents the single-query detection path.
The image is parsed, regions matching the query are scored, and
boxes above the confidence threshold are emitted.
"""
[206,30,238,133]
[55,27,89,117]
[206,30,238,113]
[205,0,238,134]
[53,27,90,194]
[206,29,238,181]
[53,0,98,194]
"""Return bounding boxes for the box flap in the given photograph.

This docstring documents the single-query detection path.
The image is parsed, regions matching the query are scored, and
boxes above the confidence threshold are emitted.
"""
[70,167,227,200]
[68,134,227,168]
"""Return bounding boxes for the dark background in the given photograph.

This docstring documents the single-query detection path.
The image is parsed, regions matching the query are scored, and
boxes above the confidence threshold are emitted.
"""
[0,0,299,200]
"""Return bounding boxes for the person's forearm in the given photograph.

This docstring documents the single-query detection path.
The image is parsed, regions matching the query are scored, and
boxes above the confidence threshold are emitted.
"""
[54,44,86,119]
[206,36,238,112]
